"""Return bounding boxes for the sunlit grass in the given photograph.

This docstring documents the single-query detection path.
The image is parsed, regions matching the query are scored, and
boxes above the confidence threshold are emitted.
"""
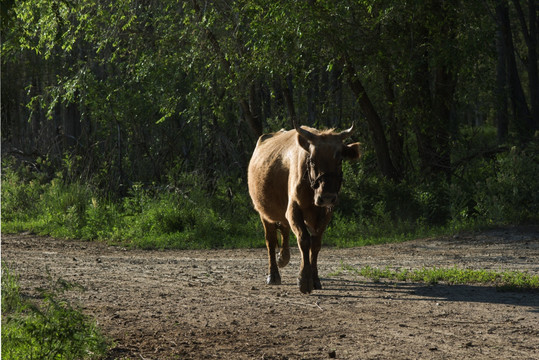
[333,263,539,291]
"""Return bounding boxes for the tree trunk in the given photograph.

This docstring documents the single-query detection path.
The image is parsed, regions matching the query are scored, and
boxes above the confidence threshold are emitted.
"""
[411,49,438,178]
[431,65,455,182]
[239,99,263,137]
[307,67,319,126]
[249,82,263,133]
[331,67,343,128]
[383,68,404,176]
[528,0,539,131]
[410,8,455,183]
[281,75,297,129]
[261,81,272,123]
[511,0,539,132]
[344,62,400,181]
[496,2,509,143]
[498,0,533,141]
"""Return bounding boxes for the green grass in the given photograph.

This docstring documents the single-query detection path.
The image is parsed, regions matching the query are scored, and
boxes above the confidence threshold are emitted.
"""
[2,146,538,250]
[334,263,539,291]
[1,168,265,249]
[1,264,109,360]
[0,169,480,250]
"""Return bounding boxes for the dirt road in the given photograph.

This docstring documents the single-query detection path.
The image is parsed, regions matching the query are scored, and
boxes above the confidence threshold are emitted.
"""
[2,227,539,359]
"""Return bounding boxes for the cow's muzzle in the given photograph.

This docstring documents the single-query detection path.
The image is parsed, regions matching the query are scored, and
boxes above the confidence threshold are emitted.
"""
[315,192,338,207]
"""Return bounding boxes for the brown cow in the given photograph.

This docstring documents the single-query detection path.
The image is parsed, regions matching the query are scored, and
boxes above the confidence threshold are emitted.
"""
[248,124,361,293]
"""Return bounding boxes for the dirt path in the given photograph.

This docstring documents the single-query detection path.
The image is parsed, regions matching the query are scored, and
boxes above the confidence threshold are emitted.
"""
[2,227,539,359]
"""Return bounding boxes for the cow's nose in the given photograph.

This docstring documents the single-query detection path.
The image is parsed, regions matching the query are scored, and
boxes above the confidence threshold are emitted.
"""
[317,193,337,207]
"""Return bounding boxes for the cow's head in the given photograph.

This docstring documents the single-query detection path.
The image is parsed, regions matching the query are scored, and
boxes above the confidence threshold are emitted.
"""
[296,125,362,207]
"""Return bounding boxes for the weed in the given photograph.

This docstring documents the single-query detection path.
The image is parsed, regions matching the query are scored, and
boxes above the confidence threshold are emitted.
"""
[1,264,109,360]
[1,265,22,313]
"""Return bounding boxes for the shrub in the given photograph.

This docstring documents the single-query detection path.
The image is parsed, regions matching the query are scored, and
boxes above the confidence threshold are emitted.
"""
[39,180,91,237]
[473,147,539,223]
[1,166,44,223]
[335,161,429,241]
[2,142,537,250]
[414,177,450,225]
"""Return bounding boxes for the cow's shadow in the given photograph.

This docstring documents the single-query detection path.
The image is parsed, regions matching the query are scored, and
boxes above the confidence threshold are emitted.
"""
[317,277,539,312]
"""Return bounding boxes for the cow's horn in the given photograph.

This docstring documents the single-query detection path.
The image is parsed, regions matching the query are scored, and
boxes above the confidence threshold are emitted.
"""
[295,123,317,143]
[339,124,354,139]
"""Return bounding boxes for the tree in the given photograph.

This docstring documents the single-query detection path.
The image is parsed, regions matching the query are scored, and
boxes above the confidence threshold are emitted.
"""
[495,0,537,142]
[2,0,535,203]
[511,0,538,133]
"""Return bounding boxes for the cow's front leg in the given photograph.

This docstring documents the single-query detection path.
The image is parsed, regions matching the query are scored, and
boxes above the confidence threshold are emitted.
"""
[261,217,281,285]
[310,209,332,290]
[297,234,314,294]
[310,235,322,290]
[286,203,313,294]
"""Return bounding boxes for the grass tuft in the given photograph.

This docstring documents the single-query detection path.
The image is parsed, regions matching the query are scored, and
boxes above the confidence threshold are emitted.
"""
[336,263,539,291]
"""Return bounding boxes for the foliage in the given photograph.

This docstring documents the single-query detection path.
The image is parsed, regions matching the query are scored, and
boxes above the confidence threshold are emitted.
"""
[1,0,538,247]
[3,141,537,249]
[473,147,539,223]
[0,160,45,223]
[4,0,535,190]
[1,264,109,360]
[1,161,264,249]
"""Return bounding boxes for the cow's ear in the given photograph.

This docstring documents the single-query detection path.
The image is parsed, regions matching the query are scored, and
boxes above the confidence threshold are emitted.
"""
[297,133,311,153]
[342,142,362,160]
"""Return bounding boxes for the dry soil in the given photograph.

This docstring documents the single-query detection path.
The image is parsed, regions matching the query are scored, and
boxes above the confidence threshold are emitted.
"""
[2,226,538,359]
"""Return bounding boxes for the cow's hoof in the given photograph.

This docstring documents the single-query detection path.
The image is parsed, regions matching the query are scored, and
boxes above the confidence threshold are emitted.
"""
[277,248,290,268]
[313,277,322,290]
[298,277,314,294]
[266,273,281,285]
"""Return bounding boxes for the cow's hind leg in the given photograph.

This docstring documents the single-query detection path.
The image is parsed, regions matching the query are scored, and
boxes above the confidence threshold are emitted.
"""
[262,218,281,285]
[277,224,290,268]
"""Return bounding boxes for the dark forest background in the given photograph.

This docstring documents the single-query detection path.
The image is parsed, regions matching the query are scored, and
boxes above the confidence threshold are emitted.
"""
[1,0,538,248]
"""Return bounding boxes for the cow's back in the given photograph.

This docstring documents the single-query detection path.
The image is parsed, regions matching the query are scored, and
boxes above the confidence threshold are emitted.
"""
[247,130,297,224]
